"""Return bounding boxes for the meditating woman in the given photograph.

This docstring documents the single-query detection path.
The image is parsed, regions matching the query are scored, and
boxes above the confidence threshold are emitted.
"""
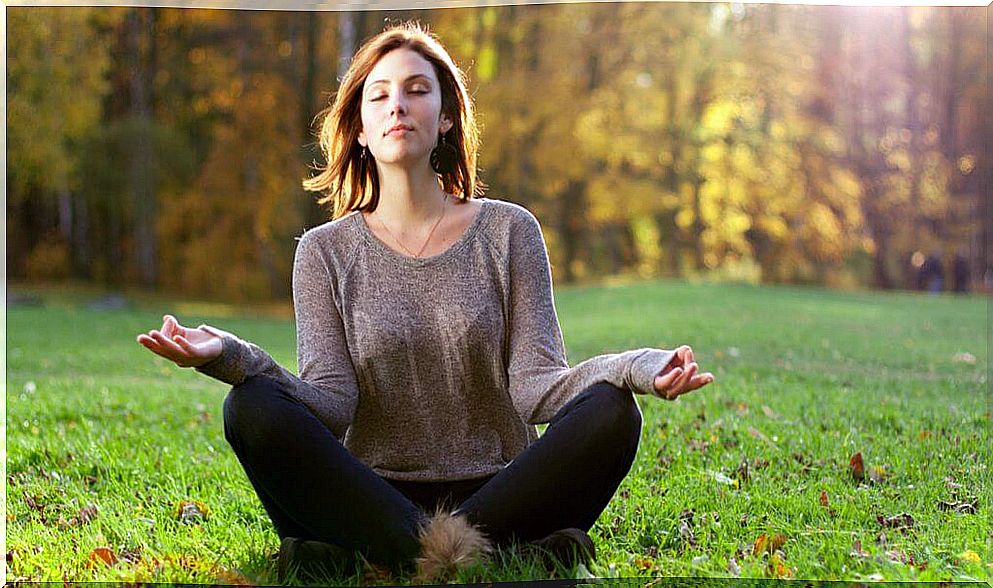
[136,21,714,582]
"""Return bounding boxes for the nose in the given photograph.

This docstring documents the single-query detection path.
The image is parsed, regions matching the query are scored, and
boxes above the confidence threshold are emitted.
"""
[388,92,407,117]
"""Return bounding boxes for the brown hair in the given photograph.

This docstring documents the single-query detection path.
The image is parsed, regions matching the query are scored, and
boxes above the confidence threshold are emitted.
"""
[302,21,484,220]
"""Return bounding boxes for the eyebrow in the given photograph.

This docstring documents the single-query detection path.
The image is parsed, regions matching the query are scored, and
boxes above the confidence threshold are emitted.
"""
[366,74,433,88]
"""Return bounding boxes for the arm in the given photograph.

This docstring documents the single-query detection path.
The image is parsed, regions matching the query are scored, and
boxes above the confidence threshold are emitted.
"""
[194,231,359,439]
[505,209,677,425]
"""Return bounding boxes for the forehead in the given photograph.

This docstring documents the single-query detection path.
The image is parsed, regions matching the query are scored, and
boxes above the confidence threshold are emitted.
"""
[364,47,439,87]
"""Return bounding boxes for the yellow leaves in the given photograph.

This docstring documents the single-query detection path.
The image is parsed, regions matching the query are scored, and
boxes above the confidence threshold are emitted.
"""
[958,550,981,565]
[752,533,787,557]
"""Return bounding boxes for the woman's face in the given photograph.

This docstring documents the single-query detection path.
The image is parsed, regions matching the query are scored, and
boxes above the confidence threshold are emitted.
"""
[357,47,453,169]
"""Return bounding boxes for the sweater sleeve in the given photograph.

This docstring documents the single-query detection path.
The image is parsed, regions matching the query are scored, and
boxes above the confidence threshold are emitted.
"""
[194,230,359,439]
[506,208,677,425]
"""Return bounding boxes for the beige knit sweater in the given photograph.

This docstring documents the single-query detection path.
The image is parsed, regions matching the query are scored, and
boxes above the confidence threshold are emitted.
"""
[196,197,675,481]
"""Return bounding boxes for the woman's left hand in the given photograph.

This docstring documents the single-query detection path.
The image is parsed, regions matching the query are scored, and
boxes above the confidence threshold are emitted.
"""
[653,345,714,400]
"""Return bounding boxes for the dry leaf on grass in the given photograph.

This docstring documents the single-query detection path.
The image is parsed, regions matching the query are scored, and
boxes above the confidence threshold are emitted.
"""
[215,566,255,586]
[952,352,976,364]
[87,547,118,568]
[767,552,793,578]
[937,498,978,514]
[175,500,209,524]
[849,540,870,558]
[849,452,865,483]
[752,533,787,557]
[876,513,914,531]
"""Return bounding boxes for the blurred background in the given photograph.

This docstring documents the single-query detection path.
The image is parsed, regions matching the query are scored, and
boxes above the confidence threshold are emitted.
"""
[6,4,988,302]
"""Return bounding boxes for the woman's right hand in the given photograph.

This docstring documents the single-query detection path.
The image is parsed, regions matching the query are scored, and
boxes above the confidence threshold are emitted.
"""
[137,314,223,368]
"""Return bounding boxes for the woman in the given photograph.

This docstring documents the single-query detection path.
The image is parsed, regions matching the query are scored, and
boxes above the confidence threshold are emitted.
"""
[137,22,714,582]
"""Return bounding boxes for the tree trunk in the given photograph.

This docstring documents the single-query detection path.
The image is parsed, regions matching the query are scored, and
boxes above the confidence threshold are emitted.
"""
[127,7,157,287]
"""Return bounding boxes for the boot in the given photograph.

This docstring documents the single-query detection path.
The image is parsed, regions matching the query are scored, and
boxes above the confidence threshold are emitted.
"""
[276,536,355,582]
[530,528,596,570]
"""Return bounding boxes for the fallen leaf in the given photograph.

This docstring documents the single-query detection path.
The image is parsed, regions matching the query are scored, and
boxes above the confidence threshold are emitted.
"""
[761,405,780,420]
[767,552,792,578]
[175,500,209,524]
[952,352,976,364]
[876,513,914,531]
[77,505,98,524]
[937,498,978,514]
[849,452,865,483]
[752,534,768,556]
[918,430,932,441]
[748,427,774,445]
[677,512,697,549]
[727,557,741,576]
[733,459,750,485]
[958,550,981,564]
[850,540,869,558]
[819,490,829,507]
[215,566,255,586]
[688,439,710,452]
[869,465,887,484]
[753,533,787,557]
[87,547,118,568]
[633,557,654,571]
[6,514,15,523]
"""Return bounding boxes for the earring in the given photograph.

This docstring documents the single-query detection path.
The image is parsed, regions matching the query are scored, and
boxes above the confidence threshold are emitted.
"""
[430,132,459,175]
[360,145,368,161]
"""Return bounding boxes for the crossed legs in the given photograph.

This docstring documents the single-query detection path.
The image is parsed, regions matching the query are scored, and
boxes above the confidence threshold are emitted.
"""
[222,375,642,569]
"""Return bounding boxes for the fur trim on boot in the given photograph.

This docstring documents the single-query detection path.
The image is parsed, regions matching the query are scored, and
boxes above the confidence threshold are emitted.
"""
[414,510,492,583]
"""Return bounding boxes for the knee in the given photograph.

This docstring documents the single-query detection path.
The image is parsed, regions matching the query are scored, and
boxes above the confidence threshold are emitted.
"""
[223,375,284,446]
[586,382,642,446]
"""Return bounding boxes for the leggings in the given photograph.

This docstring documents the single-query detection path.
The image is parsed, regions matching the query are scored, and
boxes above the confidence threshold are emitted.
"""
[222,375,642,570]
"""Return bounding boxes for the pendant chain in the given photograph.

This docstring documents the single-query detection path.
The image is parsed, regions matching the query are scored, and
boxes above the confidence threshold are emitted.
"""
[377,194,449,258]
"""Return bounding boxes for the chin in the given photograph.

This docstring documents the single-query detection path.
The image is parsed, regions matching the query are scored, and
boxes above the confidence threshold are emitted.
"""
[373,149,429,168]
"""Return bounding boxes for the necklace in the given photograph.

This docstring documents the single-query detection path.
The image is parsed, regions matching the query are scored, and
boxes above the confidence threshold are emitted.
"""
[376,194,449,258]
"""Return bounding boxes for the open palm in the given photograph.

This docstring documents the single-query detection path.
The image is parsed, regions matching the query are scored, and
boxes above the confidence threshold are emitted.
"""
[136,314,223,368]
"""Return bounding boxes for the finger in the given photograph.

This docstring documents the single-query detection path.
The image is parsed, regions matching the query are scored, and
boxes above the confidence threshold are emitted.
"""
[149,330,190,360]
[674,345,691,363]
[668,362,698,398]
[654,367,683,394]
[173,334,198,356]
[138,334,177,361]
[675,372,716,398]
[166,314,185,337]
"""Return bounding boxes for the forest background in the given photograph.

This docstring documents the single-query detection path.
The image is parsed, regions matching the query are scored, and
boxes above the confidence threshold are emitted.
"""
[6,4,989,301]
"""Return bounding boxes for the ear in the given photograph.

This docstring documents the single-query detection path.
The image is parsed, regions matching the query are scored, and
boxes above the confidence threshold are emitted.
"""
[357,131,367,148]
[439,113,454,135]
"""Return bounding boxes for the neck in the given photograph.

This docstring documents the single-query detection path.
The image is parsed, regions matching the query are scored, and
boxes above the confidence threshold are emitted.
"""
[372,161,448,225]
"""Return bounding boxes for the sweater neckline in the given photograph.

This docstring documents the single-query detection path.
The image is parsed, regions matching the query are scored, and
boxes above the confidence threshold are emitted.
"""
[354,197,492,267]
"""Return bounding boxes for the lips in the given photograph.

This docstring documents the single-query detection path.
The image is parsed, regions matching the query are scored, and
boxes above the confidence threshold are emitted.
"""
[386,124,413,136]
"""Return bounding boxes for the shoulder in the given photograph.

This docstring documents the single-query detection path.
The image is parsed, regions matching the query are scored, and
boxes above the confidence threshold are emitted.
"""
[477,197,544,240]
[292,213,365,276]
[295,212,362,254]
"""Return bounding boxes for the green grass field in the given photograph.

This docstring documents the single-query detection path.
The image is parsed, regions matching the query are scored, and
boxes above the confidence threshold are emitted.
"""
[5,279,990,584]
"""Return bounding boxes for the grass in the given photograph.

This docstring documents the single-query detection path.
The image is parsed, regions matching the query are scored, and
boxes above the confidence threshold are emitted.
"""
[5,279,990,584]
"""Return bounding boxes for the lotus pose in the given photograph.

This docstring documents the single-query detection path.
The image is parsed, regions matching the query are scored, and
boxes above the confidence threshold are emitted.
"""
[137,22,714,582]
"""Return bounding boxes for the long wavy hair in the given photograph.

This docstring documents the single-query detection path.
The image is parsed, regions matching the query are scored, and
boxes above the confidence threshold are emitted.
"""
[302,22,485,220]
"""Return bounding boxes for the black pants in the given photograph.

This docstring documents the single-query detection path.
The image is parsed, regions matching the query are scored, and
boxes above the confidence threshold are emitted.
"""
[223,375,642,570]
